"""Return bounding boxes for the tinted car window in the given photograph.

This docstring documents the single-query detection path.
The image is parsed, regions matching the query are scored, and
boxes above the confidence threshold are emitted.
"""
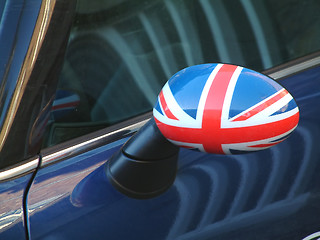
[43,0,320,147]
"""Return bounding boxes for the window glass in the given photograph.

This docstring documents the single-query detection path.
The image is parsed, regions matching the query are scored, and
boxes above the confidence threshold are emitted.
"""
[43,0,320,147]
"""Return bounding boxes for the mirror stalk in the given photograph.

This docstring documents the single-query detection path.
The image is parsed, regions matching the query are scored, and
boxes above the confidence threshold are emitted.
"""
[106,118,179,199]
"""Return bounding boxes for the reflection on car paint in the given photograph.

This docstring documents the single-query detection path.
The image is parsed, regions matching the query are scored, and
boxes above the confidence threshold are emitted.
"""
[0,173,34,239]
[168,125,316,239]
[28,122,320,239]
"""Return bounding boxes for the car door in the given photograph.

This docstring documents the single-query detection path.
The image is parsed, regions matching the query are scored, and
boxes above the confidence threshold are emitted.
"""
[1,0,320,239]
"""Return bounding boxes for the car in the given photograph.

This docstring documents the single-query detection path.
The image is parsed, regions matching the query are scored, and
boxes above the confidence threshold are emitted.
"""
[0,0,320,239]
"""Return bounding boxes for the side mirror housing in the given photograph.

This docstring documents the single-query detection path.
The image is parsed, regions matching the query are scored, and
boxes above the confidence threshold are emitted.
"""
[153,63,299,154]
[107,63,299,198]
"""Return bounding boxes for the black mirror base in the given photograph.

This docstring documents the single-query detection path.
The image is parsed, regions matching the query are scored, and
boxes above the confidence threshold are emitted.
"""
[105,118,179,199]
[106,151,178,199]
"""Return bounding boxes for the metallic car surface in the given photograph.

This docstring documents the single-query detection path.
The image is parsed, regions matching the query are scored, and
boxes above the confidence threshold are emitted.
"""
[0,172,35,239]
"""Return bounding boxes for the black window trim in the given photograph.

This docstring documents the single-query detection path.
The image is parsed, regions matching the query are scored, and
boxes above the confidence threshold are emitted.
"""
[266,50,320,80]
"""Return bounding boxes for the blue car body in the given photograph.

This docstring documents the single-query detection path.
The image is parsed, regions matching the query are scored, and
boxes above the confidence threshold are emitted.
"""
[0,0,320,239]
[27,66,320,240]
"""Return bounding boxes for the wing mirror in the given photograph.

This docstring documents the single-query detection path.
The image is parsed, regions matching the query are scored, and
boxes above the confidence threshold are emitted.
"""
[106,63,299,199]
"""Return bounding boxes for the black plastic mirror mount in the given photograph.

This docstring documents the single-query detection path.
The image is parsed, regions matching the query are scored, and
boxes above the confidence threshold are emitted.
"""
[106,118,179,199]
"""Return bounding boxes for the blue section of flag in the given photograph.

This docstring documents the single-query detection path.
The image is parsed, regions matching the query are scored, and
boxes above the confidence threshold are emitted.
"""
[229,69,283,119]
[270,133,290,142]
[229,149,254,154]
[169,64,218,119]
[154,100,163,116]
[271,99,297,116]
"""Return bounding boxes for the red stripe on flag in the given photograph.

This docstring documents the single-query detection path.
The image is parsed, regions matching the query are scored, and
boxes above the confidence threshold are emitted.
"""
[249,141,282,148]
[232,89,288,122]
[159,90,179,120]
[202,64,240,153]
[155,104,299,154]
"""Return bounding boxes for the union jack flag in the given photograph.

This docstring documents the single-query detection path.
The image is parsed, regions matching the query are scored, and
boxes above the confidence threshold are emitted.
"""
[153,63,299,154]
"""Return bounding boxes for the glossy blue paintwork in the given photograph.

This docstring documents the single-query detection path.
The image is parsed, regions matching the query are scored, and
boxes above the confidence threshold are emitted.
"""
[26,65,320,239]
[28,139,178,239]
[0,172,34,239]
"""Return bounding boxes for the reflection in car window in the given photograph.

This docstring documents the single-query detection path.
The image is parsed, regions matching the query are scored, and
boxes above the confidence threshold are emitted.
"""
[43,0,320,147]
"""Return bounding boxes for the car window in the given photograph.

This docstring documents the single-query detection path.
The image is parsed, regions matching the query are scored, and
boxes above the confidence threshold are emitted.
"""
[43,0,320,147]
